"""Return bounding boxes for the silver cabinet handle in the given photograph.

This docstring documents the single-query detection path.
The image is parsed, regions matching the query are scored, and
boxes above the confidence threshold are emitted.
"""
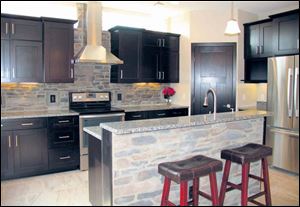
[15,135,18,147]
[295,67,299,118]
[11,23,15,35]
[8,136,11,148]
[163,39,165,47]
[12,67,15,79]
[162,72,165,80]
[58,120,70,123]
[120,70,123,79]
[260,45,264,54]
[21,123,33,126]
[157,39,161,47]
[70,68,74,78]
[132,115,142,118]
[58,135,70,139]
[5,22,9,35]
[287,68,294,118]
[157,113,166,116]
[59,156,71,160]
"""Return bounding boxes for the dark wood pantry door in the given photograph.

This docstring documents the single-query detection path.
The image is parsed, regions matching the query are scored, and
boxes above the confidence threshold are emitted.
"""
[191,43,236,115]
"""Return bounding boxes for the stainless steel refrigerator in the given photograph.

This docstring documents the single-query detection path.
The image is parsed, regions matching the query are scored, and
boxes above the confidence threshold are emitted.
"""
[266,55,299,174]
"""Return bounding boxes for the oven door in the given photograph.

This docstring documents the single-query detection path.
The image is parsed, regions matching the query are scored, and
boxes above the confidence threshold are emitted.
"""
[79,113,125,156]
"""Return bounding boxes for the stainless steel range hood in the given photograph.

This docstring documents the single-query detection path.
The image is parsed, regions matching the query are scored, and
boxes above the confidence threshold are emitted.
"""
[75,1,123,65]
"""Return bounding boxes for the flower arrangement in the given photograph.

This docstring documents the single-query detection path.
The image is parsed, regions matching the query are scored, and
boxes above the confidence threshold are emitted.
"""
[162,87,176,103]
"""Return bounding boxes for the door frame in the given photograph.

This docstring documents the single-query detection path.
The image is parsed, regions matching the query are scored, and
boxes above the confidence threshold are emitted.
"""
[191,43,237,115]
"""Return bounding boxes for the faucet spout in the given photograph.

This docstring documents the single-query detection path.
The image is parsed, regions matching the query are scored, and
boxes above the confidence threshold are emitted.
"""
[203,88,217,120]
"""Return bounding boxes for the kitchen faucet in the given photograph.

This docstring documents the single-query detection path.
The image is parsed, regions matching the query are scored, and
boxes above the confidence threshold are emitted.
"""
[203,88,217,120]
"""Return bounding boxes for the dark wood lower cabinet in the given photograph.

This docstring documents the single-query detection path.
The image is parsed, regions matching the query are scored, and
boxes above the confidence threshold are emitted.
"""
[1,131,14,179]
[14,129,48,177]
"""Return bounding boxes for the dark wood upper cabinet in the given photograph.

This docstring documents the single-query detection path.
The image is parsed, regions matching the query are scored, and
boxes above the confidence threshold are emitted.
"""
[14,129,48,177]
[244,20,273,58]
[10,40,43,82]
[110,27,142,83]
[272,12,299,56]
[1,39,10,82]
[9,19,42,41]
[44,21,75,83]
[110,26,180,83]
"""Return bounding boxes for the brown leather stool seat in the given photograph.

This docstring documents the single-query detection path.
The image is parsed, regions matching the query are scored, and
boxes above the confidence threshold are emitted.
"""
[221,143,272,164]
[158,155,223,184]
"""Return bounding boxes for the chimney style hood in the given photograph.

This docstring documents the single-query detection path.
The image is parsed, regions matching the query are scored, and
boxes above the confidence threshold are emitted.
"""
[75,1,123,65]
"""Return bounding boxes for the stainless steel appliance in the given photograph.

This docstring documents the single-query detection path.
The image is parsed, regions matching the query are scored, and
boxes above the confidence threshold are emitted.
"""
[70,92,125,171]
[267,55,299,174]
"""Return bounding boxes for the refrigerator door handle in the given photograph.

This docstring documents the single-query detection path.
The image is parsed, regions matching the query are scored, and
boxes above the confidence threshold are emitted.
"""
[295,67,299,118]
[287,68,294,118]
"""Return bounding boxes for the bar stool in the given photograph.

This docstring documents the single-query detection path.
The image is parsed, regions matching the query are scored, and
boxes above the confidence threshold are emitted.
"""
[158,155,223,206]
[219,143,273,206]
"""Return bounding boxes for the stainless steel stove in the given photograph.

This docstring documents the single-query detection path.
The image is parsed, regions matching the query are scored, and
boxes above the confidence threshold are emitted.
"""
[70,92,125,170]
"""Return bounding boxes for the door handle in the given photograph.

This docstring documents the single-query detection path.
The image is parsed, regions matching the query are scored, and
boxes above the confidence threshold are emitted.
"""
[157,39,161,47]
[12,67,15,79]
[132,115,142,118]
[120,70,123,79]
[162,72,165,80]
[70,68,74,78]
[162,39,165,47]
[58,120,70,123]
[157,113,166,116]
[15,135,18,147]
[287,68,294,118]
[295,67,299,118]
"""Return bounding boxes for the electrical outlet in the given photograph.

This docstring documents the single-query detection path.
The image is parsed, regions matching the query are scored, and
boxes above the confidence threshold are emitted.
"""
[117,93,122,101]
[50,94,56,103]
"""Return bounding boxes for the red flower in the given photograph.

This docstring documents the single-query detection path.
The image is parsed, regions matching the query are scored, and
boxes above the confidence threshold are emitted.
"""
[162,87,176,97]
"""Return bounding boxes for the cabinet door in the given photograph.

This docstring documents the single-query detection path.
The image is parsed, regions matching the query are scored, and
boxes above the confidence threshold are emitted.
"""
[273,14,299,55]
[44,21,74,83]
[161,35,179,51]
[10,19,42,41]
[245,24,260,58]
[10,40,43,82]
[1,131,14,179]
[118,30,141,83]
[259,22,273,57]
[13,129,48,176]
[1,39,10,82]
[160,51,179,83]
[141,46,160,82]
[143,31,162,47]
[1,18,10,39]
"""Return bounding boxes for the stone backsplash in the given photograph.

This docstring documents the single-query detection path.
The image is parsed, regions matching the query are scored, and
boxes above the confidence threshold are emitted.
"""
[1,3,169,112]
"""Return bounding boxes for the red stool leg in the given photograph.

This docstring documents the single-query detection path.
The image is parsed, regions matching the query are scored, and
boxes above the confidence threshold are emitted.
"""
[241,163,250,206]
[161,177,171,206]
[209,172,219,206]
[219,160,231,205]
[180,181,188,206]
[193,178,199,206]
[262,158,272,206]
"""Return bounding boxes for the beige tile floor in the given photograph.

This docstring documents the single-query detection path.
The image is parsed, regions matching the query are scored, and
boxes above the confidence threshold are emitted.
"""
[1,168,299,206]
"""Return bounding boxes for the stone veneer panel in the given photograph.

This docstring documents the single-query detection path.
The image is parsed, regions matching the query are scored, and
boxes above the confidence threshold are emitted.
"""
[1,3,169,112]
[111,118,264,206]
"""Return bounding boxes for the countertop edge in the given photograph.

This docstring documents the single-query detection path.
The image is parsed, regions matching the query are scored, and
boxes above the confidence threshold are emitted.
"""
[1,111,79,120]
[83,127,102,140]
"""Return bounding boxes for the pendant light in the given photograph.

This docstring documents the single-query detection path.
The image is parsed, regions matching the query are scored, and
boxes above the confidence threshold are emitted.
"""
[224,1,241,35]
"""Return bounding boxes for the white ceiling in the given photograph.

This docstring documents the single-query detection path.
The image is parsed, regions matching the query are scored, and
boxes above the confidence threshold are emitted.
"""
[101,1,299,16]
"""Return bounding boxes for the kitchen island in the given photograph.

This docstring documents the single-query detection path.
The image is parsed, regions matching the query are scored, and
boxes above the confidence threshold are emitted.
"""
[84,110,272,206]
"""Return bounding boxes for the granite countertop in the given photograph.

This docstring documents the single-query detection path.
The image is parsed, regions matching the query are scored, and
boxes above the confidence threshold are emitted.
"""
[118,104,189,112]
[100,110,272,135]
[1,110,79,120]
[83,126,102,140]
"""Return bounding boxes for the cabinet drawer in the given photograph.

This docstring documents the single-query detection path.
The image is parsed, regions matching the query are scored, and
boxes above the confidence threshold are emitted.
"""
[48,127,79,149]
[10,19,42,41]
[48,116,79,128]
[148,110,170,119]
[1,118,46,131]
[170,108,188,117]
[125,111,148,121]
[48,148,79,170]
